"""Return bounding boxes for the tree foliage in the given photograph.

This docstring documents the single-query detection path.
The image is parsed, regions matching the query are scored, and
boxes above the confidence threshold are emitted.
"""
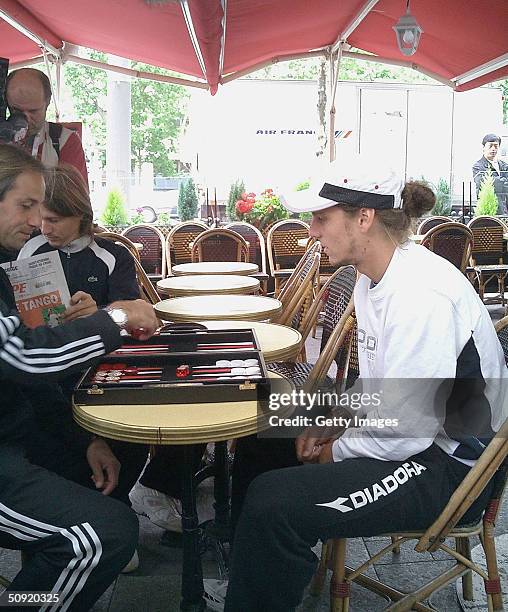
[431,178,452,215]
[226,179,245,221]
[475,168,499,216]
[63,51,189,175]
[101,188,129,226]
[178,178,198,221]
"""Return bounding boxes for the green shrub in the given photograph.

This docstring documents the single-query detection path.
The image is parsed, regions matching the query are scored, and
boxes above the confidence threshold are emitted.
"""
[475,168,499,216]
[157,212,170,225]
[431,178,452,215]
[178,178,198,221]
[101,189,128,226]
[227,179,245,221]
[130,207,145,224]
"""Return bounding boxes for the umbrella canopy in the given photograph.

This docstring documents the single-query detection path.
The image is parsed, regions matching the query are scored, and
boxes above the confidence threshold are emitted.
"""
[0,0,507,94]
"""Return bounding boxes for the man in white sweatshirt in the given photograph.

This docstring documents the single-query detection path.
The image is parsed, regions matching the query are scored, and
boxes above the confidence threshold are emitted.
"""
[204,158,508,612]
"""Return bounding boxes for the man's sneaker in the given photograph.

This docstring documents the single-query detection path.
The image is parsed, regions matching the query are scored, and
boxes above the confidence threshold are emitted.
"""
[121,549,139,573]
[203,579,228,611]
[129,483,182,532]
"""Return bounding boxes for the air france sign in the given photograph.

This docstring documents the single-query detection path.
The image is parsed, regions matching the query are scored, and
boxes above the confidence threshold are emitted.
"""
[255,129,352,139]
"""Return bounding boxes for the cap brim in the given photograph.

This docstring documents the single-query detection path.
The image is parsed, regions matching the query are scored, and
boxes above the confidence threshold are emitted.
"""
[281,185,336,214]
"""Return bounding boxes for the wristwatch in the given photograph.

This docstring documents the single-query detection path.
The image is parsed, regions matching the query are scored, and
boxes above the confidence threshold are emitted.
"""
[104,306,129,330]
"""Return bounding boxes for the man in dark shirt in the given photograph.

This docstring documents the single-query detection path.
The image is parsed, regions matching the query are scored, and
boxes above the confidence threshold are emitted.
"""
[0,143,158,610]
[472,133,508,214]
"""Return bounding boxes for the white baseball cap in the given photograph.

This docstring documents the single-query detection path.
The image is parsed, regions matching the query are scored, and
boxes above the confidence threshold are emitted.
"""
[282,156,405,213]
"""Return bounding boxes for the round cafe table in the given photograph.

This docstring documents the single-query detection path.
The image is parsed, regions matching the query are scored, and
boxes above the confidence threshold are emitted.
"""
[201,320,302,363]
[157,274,260,297]
[73,372,292,610]
[154,294,282,323]
[171,261,258,276]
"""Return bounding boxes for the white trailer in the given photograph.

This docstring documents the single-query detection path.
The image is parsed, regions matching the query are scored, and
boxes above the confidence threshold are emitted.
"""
[183,79,504,201]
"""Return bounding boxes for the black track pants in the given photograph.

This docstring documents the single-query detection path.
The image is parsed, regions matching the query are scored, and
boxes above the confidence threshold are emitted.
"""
[0,445,139,611]
[225,444,492,612]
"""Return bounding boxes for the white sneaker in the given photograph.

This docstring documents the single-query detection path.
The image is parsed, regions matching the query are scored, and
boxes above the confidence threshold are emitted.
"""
[121,549,139,573]
[203,579,228,611]
[129,483,182,532]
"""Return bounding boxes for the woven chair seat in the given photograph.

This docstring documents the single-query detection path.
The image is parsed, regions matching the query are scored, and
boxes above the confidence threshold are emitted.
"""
[267,362,334,390]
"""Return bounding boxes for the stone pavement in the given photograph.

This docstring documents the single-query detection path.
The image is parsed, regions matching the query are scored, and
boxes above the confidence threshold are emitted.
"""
[1,306,506,611]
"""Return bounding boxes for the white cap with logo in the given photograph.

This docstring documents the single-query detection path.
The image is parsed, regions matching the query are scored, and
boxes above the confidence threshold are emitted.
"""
[282,156,405,214]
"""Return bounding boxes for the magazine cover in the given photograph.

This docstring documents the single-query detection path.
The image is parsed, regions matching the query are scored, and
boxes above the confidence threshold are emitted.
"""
[0,251,71,328]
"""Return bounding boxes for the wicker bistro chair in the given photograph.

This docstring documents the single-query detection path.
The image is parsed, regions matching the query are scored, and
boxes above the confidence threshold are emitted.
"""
[421,222,473,274]
[313,416,508,612]
[267,219,310,295]
[122,224,167,281]
[190,228,249,263]
[268,266,357,392]
[225,221,269,293]
[166,221,208,273]
[417,215,453,235]
[96,232,160,306]
[467,216,508,306]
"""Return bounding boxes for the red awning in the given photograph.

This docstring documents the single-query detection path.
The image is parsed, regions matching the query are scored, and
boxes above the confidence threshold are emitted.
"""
[1,0,507,94]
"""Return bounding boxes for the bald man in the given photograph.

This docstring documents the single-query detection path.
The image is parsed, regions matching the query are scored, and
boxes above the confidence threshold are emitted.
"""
[6,68,88,185]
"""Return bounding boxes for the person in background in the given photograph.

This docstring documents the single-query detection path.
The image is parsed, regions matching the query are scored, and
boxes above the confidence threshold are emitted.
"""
[203,157,508,611]
[0,143,158,610]
[472,133,508,214]
[6,68,88,185]
[18,164,139,309]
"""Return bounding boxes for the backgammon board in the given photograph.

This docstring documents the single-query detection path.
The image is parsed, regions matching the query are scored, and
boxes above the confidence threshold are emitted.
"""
[74,326,270,406]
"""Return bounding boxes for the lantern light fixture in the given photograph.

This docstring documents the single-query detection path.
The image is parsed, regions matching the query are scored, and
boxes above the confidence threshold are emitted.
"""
[393,0,423,56]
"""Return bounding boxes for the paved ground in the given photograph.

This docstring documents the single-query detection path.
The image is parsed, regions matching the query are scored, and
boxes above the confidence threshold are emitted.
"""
[1,304,506,611]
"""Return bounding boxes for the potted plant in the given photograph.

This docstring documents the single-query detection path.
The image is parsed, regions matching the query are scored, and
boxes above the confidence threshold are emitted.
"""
[235,188,289,231]
[475,168,499,216]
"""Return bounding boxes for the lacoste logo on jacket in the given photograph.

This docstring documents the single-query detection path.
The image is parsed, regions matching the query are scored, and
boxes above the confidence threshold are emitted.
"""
[88,276,98,282]
[316,461,427,513]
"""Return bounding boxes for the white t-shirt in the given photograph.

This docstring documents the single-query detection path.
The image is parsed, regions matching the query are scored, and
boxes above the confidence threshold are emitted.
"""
[332,241,508,465]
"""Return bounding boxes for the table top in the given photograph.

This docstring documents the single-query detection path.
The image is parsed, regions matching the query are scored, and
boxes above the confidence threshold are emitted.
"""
[200,320,302,363]
[154,295,282,323]
[74,373,292,445]
[157,274,260,297]
[172,262,259,276]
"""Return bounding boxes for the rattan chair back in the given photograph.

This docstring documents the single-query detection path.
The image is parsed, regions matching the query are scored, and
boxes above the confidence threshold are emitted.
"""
[94,231,141,262]
[277,252,320,331]
[314,415,508,611]
[166,221,208,271]
[191,228,249,263]
[417,215,452,235]
[224,221,268,274]
[122,224,167,278]
[277,240,321,305]
[266,219,309,275]
[421,222,473,273]
[467,216,506,263]
[95,232,160,305]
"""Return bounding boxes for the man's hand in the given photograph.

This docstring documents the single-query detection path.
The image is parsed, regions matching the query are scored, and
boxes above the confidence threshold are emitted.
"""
[86,437,120,496]
[63,291,97,322]
[109,299,158,340]
[296,431,336,463]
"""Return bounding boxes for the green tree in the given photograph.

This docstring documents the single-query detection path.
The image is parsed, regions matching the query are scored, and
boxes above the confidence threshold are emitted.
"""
[101,189,129,226]
[63,51,189,175]
[226,179,245,220]
[475,168,499,216]
[431,178,452,215]
[178,178,198,221]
